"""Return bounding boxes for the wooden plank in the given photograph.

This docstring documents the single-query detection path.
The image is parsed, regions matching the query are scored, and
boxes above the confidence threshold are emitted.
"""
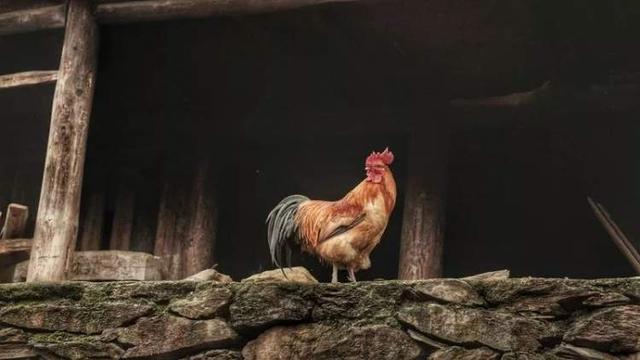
[0,0,64,13]
[78,192,106,250]
[398,120,448,279]
[27,0,99,282]
[109,182,135,251]
[1,204,29,239]
[130,183,159,254]
[0,4,65,36]
[0,71,58,90]
[0,238,32,255]
[154,176,187,280]
[14,250,163,282]
[95,0,368,24]
[181,156,217,277]
[0,0,373,35]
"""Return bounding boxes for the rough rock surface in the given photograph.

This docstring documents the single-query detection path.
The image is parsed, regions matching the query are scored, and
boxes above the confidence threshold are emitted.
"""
[184,269,234,283]
[116,314,240,359]
[0,301,153,334]
[181,350,243,360]
[428,346,500,360]
[409,279,485,305]
[398,303,559,352]
[229,283,313,332]
[0,278,638,359]
[564,305,640,353]
[242,324,423,360]
[241,267,318,284]
[170,285,233,319]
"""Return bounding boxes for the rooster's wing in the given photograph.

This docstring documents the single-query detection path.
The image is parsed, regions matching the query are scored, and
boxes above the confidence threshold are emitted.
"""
[298,201,365,249]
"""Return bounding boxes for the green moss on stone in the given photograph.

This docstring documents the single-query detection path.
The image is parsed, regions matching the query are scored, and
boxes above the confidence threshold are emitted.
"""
[0,282,84,302]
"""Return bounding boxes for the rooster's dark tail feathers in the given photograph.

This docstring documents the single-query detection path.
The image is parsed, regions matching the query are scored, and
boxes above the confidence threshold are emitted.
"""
[266,194,309,270]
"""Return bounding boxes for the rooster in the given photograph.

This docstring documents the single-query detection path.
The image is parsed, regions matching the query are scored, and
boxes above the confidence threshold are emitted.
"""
[266,148,396,283]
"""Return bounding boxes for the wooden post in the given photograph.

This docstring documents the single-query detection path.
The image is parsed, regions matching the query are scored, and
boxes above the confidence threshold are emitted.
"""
[27,0,98,282]
[181,156,217,277]
[398,119,448,280]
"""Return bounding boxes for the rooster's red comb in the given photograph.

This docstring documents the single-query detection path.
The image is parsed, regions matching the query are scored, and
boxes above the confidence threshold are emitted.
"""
[366,147,394,166]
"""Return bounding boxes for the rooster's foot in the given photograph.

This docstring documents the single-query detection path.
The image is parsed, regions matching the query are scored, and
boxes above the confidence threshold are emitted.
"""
[347,269,357,283]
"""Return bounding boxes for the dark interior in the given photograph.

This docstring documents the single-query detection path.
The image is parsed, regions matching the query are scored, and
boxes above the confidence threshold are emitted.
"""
[2,1,640,281]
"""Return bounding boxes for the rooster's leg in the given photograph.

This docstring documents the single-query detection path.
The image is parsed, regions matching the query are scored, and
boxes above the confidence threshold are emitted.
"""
[331,264,339,283]
[347,269,357,283]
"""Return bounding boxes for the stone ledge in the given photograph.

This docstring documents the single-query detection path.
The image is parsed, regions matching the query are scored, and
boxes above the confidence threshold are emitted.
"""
[0,277,638,359]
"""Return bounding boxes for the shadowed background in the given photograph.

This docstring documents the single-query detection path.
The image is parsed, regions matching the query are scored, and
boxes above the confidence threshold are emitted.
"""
[1,0,640,281]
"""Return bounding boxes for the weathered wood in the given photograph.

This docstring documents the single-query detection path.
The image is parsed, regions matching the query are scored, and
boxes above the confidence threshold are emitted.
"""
[588,197,640,274]
[0,4,65,35]
[0,238,32,272]
[0,0,372,35]
[109,182,135,251]
[27,0,98,282]
[0,0,64,13]
[0,238,32,255]
[78,192,105,250]
[0,71,58,90]
[398,122,448,280]
[130,186,158,254]
[1,204,29,239]
[154,176,187,280]
[14,250,163,282]
[181,156,217,277]
[95,0,367,24]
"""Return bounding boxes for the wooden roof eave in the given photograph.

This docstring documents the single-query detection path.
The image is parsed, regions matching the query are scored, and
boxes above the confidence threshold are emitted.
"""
[0,0,377,36]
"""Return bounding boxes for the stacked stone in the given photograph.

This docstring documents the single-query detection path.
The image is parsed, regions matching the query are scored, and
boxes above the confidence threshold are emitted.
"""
[0,276,638,359]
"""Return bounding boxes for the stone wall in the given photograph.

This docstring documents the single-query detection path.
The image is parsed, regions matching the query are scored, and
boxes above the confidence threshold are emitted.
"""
[0,278,639,359]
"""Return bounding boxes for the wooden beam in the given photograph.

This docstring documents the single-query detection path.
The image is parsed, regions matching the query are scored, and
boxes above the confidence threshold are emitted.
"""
[588,197,640,274]
[0,1,64,13]
[14,250,163,282]
[0,0,372,35]
[0,238,32,255]
[27,0,99,282]
[398,120,448,280]
[94,0,367,24]
[0,4,66,35]
[0,71,58,90]
[1,204,29,239]
[0,238,32,271]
